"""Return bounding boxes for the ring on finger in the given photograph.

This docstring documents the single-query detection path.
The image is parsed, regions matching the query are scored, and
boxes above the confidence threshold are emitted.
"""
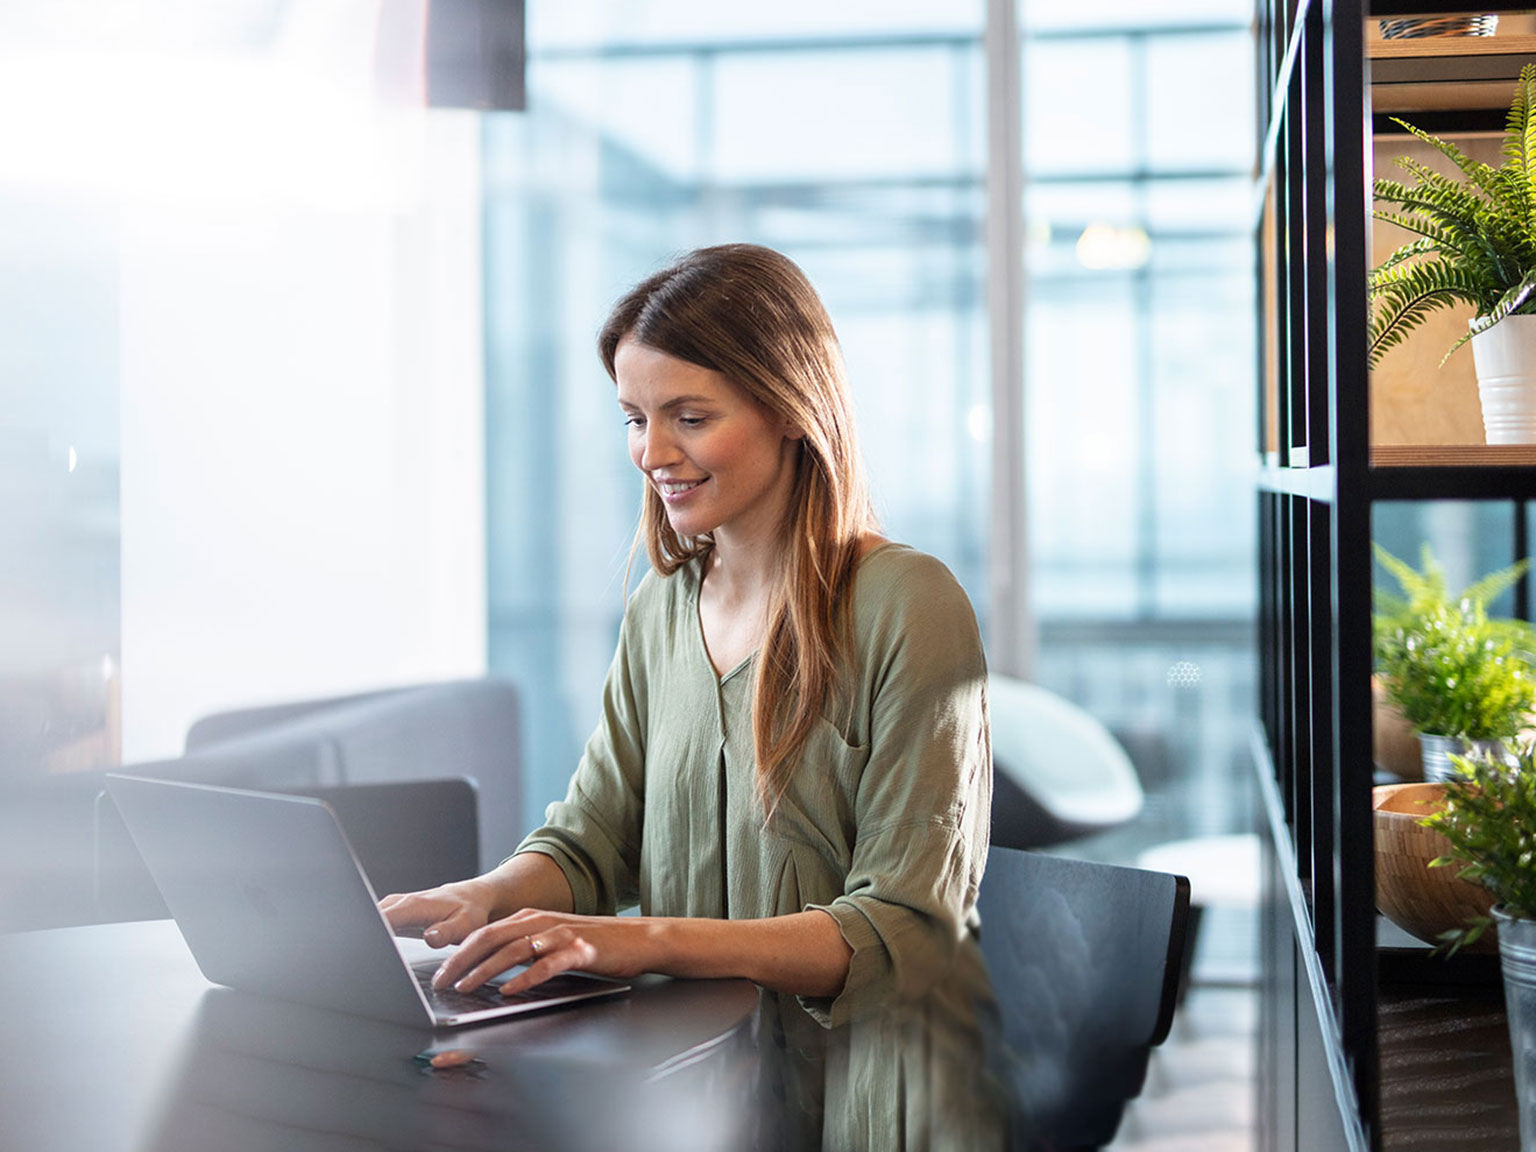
[528,935,543,957]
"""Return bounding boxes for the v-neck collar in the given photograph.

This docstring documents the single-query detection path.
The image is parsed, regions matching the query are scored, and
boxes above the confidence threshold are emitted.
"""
[690,561,755,685]
[687,541,902,685]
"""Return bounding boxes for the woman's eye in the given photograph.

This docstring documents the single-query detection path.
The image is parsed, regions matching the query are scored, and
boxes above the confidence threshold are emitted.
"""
[623,415,644,429]
[678,416,705,428]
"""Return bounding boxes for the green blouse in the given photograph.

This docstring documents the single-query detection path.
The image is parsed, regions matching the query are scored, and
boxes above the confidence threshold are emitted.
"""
[516,543,1004,1148]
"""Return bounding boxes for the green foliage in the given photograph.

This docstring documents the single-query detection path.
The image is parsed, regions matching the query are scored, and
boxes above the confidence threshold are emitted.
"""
[1374,542,1530,646]
[1421,742,1536,946]
[1368,64,1536,367]
[1373,543,1536,739]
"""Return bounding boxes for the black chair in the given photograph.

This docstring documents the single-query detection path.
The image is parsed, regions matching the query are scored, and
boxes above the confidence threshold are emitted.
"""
[977,845,1190,1151]
[95,775,480,922]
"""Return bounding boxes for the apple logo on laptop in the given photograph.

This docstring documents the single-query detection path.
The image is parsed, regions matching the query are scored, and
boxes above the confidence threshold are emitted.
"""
[241,882,280,920]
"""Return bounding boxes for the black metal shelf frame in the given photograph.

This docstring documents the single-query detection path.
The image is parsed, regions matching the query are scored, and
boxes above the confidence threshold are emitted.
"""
[1256,0,1375,1146]
[1258,1,1536,1148]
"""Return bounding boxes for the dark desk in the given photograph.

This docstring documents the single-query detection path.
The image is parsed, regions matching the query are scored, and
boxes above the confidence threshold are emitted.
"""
[0,920,760,1152]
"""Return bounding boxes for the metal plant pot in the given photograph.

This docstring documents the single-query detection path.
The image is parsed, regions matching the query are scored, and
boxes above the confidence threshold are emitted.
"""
[1419,734,1508,783]
[1495,908,1536,1151]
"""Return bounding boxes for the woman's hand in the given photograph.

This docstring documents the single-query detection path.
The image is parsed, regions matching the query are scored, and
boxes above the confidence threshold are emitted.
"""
[428,910,661,996]
[379,852,577,948]
[379,877,502,948]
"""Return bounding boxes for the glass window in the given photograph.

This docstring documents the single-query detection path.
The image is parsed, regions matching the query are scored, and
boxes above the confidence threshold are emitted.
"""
[486,1,1257,845]
[1023,39,1137,175]
[487,8,988,820]
[710,48,973,181]
[1022,7,1256,853]
[1144,32,1255,170]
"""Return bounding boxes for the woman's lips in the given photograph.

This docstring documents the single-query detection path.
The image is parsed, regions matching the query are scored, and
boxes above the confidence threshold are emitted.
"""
[656,478,706,504]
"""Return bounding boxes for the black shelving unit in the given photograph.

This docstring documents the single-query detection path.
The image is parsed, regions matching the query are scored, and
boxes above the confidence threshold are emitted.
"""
[1256,2,1533,1150]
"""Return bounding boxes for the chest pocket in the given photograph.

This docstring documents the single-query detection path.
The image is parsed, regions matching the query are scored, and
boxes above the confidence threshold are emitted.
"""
[764,716,869,877]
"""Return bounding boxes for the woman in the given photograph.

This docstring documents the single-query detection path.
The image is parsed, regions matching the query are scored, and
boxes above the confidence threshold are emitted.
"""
[383,244,1001,1149]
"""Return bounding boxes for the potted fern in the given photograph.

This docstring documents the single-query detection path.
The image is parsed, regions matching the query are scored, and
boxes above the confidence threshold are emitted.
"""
[1420,744,1536,1145]
[1369,63,1536,443]
[1373,543,1536,779]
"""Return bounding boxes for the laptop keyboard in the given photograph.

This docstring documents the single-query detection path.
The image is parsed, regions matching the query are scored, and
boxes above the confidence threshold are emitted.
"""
[411,963,544,1014]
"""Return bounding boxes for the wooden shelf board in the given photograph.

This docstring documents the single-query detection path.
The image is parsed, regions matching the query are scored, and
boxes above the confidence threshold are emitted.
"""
[1371,444,1536,467]
[1372,81,1521,115]
[1367,28,1533,113]
[1368,33,1536,61]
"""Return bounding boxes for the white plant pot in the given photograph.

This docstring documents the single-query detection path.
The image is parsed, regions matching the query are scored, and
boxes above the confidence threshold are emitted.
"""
[1471,315,1536,444]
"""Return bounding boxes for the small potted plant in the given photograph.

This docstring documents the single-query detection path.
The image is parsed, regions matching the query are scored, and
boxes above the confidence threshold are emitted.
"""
[1374,543,1536,780]
[1420,744,1536,1144]
[1369,63,1536,443]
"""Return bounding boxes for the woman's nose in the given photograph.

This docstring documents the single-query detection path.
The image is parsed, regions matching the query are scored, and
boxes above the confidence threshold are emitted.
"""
[639,426,679,470]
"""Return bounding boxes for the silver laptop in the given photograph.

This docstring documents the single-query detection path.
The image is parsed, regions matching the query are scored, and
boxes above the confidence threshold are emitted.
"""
[104,773,629,1028]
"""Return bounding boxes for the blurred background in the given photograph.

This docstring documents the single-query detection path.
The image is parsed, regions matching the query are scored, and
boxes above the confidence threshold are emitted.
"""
[1,4,1259,1142]
[0,0,1257,844]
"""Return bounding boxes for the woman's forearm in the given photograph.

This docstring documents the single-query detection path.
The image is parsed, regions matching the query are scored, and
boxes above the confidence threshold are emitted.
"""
[650,908,852,998]
[422,899,853,999]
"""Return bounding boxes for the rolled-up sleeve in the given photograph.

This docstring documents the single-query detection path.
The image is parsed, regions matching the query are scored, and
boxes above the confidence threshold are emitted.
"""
[800,559,991,1028]
[513,606,648,915]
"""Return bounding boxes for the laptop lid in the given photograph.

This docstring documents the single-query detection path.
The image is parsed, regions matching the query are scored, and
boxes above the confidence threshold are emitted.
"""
[104,774,626,1028]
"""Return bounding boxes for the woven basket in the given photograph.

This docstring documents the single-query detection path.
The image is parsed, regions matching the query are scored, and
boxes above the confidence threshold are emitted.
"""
[1373,782,1498,952]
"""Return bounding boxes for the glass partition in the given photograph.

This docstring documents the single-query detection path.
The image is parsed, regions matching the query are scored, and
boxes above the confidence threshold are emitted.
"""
[0,193,121,780]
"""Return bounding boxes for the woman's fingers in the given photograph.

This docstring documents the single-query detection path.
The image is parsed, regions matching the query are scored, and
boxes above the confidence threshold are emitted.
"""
[432,916,543,991]
[378,886,491,947]
[421,908,482,948]
[497,930,595,996]
[434,937,533,992]
[431,913,648,994]
[379,891,440,931]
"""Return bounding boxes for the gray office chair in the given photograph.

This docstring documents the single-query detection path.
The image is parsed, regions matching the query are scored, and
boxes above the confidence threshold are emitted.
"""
[988,675,1145,850]
[95,773,480,922]
[978,845,1190,1151]
[0,679,520,933]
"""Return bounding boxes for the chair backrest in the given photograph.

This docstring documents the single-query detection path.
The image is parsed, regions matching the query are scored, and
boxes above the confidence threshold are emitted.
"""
[978,845,1190,1151]
[186,679,521,874]
[988,675,1144,849]
[96,776,480,921]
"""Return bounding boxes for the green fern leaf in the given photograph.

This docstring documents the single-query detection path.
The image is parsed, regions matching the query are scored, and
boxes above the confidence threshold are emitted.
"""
[1464,558,1531,609]
[1369,68,1536,365]
[1396,119,1505,202]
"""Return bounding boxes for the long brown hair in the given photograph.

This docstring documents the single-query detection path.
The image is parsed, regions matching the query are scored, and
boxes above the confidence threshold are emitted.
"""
[598,244,879,812]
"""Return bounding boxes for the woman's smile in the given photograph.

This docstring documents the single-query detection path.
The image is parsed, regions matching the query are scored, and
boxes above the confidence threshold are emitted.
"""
[655,477,707,503]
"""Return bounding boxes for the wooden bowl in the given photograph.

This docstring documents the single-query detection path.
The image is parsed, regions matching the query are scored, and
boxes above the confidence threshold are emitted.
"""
[1373,782,1497,952]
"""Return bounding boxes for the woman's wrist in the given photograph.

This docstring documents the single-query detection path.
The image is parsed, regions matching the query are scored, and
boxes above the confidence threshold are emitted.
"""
[477,852,576,919]
[454,873,509,920]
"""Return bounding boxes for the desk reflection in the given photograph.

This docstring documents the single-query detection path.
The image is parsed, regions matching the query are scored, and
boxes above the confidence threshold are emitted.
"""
[0,922,757,1152]
[138,987,753,1152]
[0,921,1009,1152]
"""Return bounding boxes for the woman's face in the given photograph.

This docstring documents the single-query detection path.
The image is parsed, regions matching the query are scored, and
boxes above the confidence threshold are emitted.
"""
[614,337,801,547]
